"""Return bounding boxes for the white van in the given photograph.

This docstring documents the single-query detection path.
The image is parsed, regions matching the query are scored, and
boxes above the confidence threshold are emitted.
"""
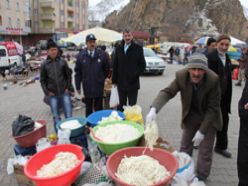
[0,42,21,72]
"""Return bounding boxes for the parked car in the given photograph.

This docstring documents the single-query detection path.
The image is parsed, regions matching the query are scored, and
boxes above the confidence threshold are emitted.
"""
[143,47,165,75]
[0,42,22,72]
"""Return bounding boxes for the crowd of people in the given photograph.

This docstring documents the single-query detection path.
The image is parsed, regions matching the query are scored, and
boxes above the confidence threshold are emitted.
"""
[39,32,247,186]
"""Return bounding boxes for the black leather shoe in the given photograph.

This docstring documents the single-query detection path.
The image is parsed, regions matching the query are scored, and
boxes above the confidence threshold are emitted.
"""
[214,148,232,158]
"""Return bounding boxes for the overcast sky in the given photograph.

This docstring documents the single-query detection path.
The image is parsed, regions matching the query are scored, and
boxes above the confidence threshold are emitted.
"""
[88,0,102,7]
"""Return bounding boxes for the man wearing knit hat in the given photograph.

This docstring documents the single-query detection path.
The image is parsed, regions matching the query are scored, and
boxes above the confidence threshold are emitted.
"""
[146,53,222,181]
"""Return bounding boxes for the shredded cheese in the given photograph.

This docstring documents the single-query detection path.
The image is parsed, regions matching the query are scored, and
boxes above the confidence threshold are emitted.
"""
[95,124,140,143]
[37,152,79,177]
[116,155,170,186]
[144,121,159,150]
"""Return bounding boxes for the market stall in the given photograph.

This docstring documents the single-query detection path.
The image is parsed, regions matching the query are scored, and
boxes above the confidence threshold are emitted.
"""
[8,106,202,186]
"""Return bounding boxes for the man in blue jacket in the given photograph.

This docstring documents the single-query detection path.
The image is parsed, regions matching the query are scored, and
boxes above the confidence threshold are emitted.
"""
[75,34,110,116]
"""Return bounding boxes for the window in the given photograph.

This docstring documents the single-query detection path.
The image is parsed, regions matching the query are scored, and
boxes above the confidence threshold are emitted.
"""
[0,16,2,26]
[67,0,73,6]
[8,17,12,27]
[16,2,20,11]
[60,10,64,15]
[0,49,7,57]
[17,18,20,28]
[34,9,38,14]
[6,0,10,9]
[60,21,64,27]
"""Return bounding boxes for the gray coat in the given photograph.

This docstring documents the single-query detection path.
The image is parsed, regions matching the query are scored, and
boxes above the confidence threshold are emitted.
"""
[151,68,222,134]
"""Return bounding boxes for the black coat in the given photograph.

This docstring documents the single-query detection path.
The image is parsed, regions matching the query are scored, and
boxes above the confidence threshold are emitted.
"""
[74,48,110,98]
[207,49,232,113]
[112,41,146,91]
[40,57,74,96]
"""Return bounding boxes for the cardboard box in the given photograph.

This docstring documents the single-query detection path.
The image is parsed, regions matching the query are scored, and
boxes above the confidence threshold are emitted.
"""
[14,164,35,186]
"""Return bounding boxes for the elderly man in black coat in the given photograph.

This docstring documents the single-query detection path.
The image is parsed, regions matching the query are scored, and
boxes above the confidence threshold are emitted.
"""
[207,34,232,158]
[112,29,146,111]
[237,63,248,186]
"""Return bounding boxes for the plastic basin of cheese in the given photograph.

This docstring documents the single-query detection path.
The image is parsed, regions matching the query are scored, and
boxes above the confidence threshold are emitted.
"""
[90,120,144,155]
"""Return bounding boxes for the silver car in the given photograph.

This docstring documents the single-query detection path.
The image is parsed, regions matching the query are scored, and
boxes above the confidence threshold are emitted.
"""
[143,47,165,75]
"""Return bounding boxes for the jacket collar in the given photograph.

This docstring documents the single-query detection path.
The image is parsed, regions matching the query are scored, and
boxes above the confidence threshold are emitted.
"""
[82,48,101,58]
[46,56,60,63]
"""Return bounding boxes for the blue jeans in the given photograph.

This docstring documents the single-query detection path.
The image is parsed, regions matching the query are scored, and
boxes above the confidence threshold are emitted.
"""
[49,93,72,131]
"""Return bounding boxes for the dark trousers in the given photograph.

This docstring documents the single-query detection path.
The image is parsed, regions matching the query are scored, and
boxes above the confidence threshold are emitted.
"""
[215,104,229,150]
[85,97,103,117]
[180,113,216,180]
[238,118,248,186]
[117,89,138,111]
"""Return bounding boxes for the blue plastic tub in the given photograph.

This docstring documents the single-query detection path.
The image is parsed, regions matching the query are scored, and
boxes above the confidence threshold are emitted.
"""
[86,109,125,127]
[57,117,87,137]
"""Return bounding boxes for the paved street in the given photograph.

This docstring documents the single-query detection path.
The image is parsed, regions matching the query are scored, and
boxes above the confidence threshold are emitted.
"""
[0,63,242,186]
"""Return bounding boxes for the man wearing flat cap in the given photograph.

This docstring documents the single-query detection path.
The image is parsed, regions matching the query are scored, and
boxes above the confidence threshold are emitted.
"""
[75,34,110,116]
[146,53,222,182]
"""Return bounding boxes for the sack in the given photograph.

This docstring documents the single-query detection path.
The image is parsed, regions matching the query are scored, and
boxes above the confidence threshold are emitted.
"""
[172,151,195,183]
[12,115,35,136]
[123,105,144,125]
[109,86,119,108]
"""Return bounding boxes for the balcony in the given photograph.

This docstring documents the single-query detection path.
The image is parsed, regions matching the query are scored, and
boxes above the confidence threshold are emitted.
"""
[40,1,55,9]
[67,15,74,22]
[40,13,55,21]
[40,27,55,34]
[67,6,74,12]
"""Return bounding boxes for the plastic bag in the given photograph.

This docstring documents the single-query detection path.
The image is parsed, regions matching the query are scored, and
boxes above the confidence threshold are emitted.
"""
[109,86,119,108]
[57,129,71,144]
[172,151,195,183]
[123,105,144,125]
[170,175,188,186]
[12,115,35,136]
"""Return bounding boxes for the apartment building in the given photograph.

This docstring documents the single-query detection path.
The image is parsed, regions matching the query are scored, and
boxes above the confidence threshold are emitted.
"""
[0,0,31,43]
[24,0,88,46]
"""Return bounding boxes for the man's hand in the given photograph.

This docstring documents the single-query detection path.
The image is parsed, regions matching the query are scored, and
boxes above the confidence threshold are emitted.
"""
[192,130,205,146]
[145,107,157,126]
[48,91,55,96]
[244,103,248,110]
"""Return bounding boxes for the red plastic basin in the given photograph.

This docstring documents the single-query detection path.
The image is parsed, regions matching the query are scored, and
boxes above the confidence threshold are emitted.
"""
[107,147,178,186]
[13,120,47,148]
[24,144,85,186]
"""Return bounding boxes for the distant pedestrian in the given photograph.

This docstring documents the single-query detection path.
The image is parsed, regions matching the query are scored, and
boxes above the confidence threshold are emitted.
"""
[168,46,174,64]
[202,37,216,56]
[112,29,146,111]
[207,34,232,158]
[74,34,110,116]
[235,47,248,86]
[40,39,74,131]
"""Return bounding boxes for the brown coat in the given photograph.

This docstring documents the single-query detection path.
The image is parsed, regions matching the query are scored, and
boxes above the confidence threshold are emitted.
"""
[151,68,222,134]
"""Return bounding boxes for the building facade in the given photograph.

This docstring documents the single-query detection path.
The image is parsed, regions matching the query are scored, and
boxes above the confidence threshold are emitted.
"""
[0,0,31,43]
[24,0,88,46]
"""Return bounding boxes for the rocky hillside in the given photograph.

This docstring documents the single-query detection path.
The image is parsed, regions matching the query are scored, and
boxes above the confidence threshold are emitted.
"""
[103,0,247,42]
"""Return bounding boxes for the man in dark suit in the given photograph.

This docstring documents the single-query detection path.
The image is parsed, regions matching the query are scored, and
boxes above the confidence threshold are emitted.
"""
[237,64,248,186]
[112,29,146,111]
[75,34,110,116]
[146,53,222,181]
[207,34,232,158]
